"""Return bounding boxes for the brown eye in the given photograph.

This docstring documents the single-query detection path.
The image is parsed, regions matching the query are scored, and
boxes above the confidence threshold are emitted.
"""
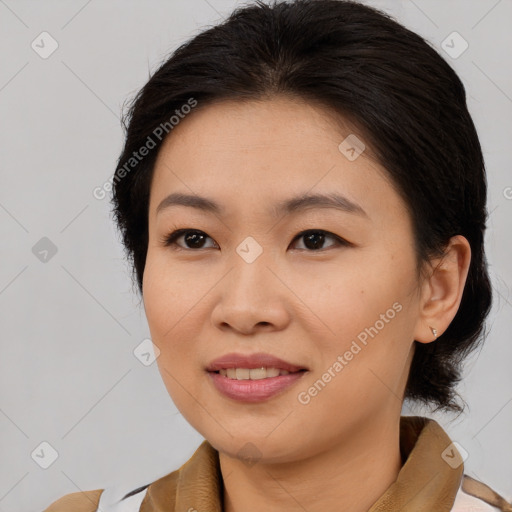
[161,229,217,249]
[291,230,349,251]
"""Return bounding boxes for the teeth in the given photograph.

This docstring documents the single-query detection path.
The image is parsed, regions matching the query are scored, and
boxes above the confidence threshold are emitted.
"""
[236,368,250,380]
[218,367,292,380]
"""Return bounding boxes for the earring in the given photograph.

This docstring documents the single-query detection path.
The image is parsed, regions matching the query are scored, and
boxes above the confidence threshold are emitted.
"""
[429,326,438,339]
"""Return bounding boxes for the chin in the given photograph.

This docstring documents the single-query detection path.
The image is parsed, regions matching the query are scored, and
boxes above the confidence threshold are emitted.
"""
[207,429,304,465]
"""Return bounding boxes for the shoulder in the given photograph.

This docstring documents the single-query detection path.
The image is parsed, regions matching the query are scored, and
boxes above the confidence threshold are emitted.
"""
[452,475,512,512]
[42,489,103,511]
[42,456,186,512]
[43,484,150,511]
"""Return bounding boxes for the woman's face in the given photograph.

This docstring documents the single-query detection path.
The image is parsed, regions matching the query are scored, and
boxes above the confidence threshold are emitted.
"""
[143,96,426,462]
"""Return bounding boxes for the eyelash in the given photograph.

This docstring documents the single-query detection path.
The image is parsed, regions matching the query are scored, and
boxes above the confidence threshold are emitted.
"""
[159,228,351,252]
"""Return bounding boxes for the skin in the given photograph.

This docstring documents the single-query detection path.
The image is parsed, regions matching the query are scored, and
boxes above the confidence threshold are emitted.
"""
[142,96,471,512]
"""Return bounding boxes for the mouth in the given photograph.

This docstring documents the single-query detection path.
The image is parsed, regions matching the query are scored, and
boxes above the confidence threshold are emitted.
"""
[210,367,307,380]
[205,353,308,402]
[205,352,309,381]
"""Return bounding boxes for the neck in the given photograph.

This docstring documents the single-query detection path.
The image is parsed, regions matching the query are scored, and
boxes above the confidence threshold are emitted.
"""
[219,415,403,512]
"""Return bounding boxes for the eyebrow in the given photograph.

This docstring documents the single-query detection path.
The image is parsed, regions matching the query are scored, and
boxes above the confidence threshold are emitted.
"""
[156,191,368,219]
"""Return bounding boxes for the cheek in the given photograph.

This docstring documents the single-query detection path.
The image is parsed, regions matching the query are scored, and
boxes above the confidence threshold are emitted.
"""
[145,263,202,410]
[290,267,372,345]
[142,254,191,334]
[142,254,209,385]
[298,262,413,365]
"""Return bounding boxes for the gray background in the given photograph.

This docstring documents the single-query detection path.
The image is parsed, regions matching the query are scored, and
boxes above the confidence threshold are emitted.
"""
[0,1,511,511]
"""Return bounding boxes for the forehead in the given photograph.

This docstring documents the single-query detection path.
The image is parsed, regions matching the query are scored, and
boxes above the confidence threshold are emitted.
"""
[149,97,408,225]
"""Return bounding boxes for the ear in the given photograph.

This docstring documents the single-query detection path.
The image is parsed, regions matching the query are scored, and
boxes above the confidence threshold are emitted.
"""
[413,235,471,344]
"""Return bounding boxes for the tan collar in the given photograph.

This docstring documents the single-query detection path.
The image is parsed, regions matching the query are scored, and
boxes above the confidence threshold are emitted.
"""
[141,416,463,512]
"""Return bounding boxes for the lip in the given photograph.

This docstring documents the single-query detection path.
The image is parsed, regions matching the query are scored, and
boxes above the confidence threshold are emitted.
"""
[205,352,307,373]
[205,352,308,403]
[208,371,307,402]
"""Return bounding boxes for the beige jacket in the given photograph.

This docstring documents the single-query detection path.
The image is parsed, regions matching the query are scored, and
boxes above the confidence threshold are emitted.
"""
[43,416,511,511]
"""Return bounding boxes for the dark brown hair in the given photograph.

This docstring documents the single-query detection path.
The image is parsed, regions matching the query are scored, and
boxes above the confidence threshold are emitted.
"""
[111,0,492,413]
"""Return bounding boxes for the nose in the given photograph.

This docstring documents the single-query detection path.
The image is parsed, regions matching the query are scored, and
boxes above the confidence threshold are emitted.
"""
[210,251,291,335]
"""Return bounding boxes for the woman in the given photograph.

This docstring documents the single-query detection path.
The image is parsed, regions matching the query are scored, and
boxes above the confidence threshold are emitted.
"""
[44,0,511,510]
